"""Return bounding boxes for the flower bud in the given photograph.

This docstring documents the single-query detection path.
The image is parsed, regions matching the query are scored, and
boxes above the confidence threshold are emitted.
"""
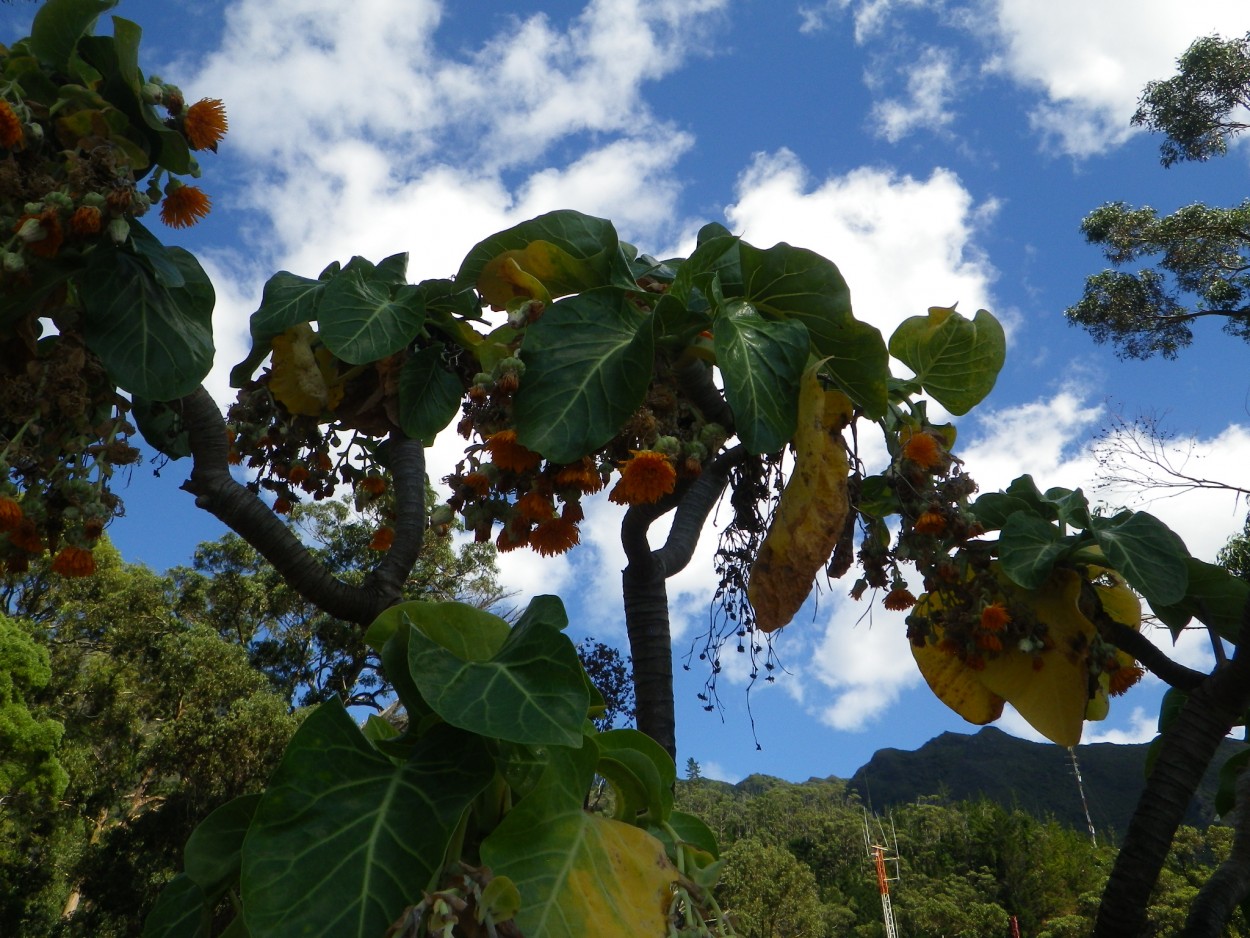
[2,252,24,272]
[107,218,130,244]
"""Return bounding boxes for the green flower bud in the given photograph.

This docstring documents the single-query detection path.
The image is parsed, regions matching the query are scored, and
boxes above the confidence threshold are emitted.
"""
[653,435,681,458]
[106,218,130,244]
[16,217,43,241]
[2,252,24,273]
[45,191,72,210]
[82,192,106,208]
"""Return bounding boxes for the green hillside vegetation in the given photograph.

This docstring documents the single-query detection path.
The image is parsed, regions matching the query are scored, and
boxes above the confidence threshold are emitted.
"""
[849,726,1246,834]
[678,769,1246,937]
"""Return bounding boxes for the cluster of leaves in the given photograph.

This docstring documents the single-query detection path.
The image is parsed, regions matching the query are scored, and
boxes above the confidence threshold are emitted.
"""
[146,596,732,938]
[0,0,223,571]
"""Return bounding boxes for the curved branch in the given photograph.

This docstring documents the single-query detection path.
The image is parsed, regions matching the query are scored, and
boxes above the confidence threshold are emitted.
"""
[176,386,424,627]
[1098,616,1206,691]
[654,445,747,576]
[675,358,735,430]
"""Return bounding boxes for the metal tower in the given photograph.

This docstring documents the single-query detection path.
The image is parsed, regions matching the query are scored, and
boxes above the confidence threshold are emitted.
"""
[863,812,901,938]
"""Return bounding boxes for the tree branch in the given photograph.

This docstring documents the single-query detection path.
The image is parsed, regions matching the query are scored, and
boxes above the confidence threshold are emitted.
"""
[176,386,424,627]
[1097,615,1206,692]
[654,445,747,576]
[1183,756,1250,936]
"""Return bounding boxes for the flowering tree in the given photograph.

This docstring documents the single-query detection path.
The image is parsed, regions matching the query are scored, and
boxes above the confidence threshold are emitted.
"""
[6,1,1250,935]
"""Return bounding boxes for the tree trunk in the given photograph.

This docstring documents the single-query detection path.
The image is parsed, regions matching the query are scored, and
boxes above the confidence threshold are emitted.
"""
[1183,755,1250,936]
[1095,653,1250,937]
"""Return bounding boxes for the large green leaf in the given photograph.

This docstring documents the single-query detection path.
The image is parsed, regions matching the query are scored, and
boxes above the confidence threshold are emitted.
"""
[397,345,463,444]
[407,606,589,747]
[142,873,210,938]
[79,239,214,400]
[317,269,424,365]
[130,396,191,460]
[712,300,807,454]
[184,793,261,898]
[481,743,678,938]
[229,271,327,387]
[736,241,888,418]
[888,306,1005,415]
[366,600,511,661]
[1091,511,1189,607]
[455,210,637,309]
[514,287,654,463]
[595,729,675,826]
[241,701,493,938]
[997,512,1070,589]
[30,0,116,70]
[1153,557,1250,642]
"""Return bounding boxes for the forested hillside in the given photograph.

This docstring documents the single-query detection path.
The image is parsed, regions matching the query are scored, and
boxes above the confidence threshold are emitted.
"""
[678,769,1245,937]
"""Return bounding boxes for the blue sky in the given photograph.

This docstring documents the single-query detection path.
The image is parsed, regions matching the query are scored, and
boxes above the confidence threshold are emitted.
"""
[8,0,1250,785]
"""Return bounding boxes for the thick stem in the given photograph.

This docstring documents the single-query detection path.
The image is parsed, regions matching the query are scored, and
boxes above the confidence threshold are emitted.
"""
[1183,758,1250,936]
[176,386,425,627]
[1094,650,1250,937]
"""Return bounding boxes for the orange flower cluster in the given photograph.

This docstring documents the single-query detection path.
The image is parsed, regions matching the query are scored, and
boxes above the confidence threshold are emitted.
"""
[183,98,228,150]
[160,184,212,229]
[368,526,395,551]
[608,450,676,506]
[484,430,542,473]
[980,602,1011,631]
[51,546,95,577]
[913,511,945,535]
[882,587,917,611]
[902,431,943,470]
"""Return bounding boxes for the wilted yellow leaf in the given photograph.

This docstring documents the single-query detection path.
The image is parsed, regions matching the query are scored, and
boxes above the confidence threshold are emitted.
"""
[911,632,1005,725]
[748,371,853,632]
[269,324,344,417]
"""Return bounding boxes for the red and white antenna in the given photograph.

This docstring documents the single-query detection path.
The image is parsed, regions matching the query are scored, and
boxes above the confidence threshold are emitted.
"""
[863,811,901,938]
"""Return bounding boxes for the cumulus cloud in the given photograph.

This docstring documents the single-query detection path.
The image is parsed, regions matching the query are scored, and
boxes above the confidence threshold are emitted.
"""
[869,45,960,142]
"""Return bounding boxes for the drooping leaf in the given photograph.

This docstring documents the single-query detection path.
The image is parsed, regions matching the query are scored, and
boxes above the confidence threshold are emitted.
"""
[514,287,654,463]
[456,210,637,309]
[748,370,853,631]
[79,240,214,400]
[267,324,344,417]
[407,606,589,746]
[712,300,808,454]
[142,873,210,938]
[397,345,463,444]
[665,810,720,860]
[130,396,191,459]
[911,629,1005,726]
[184,793,261,898]
[317,269,424,365]
[1091,510,1190,607]
[30,0,116,70]
[813,318,891,420]
[1216,749,1250,817]
[595,729,675,825]
[997,513,1071,589]
[481,743,678,938]
[1153,557,1250,642]
[365,599,511,661]
[969,493,1037,532]
[888,306,1005,415]
[1044,487,1093,529]
[230,271,327,387]
[241,701,493,938]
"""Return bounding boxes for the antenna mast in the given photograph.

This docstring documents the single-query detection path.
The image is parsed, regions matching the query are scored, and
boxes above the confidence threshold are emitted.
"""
[863,811,901,938]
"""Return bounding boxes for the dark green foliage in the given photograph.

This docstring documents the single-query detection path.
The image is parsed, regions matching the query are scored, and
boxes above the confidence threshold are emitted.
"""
[578,636,636,731]
[1133,32,1250,166]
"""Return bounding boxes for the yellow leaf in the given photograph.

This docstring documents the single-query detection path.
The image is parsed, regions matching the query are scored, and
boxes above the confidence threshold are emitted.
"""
[478,244,567,310]
[911,632,1005,726]
[977,570,1095,747]
[748,371,853,632]
[269,324,344,417]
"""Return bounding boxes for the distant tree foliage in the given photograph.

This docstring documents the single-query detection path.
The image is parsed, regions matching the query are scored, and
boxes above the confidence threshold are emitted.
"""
[1067,33,1250,360]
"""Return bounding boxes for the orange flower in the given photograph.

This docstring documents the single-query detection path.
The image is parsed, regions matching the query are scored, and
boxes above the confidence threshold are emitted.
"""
[16,211,64,259]
[980,602,1011,632]
[70,205,102,236]
[484,429,541,473]
[368,526,395,551]
[975,631,1003,652]
[183,98,228,150]
[554,457,605,494]
[495,520,530,553]
[514,489,555,523]
[561,499,585,524]
[1109,662,1145,696]
[287,463,310,486]
[608,450,677,506]
[160,184,211,228]
[0,101,23,149]
[529,517,580,556]
[51,546,95,577]
[273,497,292,515]
[8,518,42,553]
[0,497,22,533]
[461,471,490,497]
[913,511,945,535]
[882,587,916,611]
[360,473,387,496]
[902,431,943,470]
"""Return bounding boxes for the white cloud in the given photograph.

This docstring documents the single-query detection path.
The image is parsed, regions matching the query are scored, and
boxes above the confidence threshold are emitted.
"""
[1083,706,1157,745]
[870,45,960,142]
[725,149,999,340]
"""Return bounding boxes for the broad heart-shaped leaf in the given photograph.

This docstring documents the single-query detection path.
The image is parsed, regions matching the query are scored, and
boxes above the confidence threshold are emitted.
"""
[398,346,463,444]
[481,742,678,938]
[997,512,1071,590]
[142,873,210,938]
[184,793,261,898]
[79,239,214,400]
[365,599,511,661]
[595,729,675,826]
[229,271,327,387]
[912,629,1005,727]
[514,287,654,463]
[407,607,589,747]
[813,318,890,420]
[713,301,808,454]
[1091,511,1190,607]
[969,493,1037,532]
[318,269,425,365]
[888,306,1006,415]
[130,396,191,460]
[455,210,637,309]
[241,701,494,938]
[1154,557,1250,642]
[30,0,116,70]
